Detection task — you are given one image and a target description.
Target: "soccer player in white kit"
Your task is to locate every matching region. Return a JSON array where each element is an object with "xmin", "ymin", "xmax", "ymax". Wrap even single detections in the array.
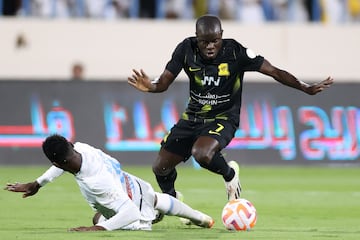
[{"xmin": 4, "ymin": 134, "xmax": 214, "ymax": 231}]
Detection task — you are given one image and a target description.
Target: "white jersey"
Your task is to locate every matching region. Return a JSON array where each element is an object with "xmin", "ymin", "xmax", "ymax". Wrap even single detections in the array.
[{"xmin": 36, "ymin": 142, "xmax": 155, "ymax": 230}]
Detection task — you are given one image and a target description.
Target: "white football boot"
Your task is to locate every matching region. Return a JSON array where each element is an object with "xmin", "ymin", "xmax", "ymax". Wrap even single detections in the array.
[
  {"xmin": 177, "ymin": 191, "xmax": 215, "ymax": 228},
  {"xmin": 188, "ymin": 211, "xmax": 215, "ymax": 228},
  {"xmin": 225, "ymin": 161, "xmax": 242, "ymax": 200}
]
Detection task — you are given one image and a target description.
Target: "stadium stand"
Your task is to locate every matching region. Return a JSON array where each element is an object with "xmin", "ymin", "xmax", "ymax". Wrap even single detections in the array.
[{"xmin": 0, "ymin": 0, "xmax": 359, "ymax": 23}]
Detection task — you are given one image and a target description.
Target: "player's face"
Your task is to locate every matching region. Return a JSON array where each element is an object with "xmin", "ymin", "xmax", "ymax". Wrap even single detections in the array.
[
  {"xmin": 51, "ymin": 143, "xmax": 79, "ymax": 173},
  {"xmin": 196, "ymin": 31, "xmax": 223, "ymax": 60}
]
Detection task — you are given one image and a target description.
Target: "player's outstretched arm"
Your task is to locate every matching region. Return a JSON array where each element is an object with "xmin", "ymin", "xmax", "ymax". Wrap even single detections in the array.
[
  {"xmin": 128, "ymin": 69, "xmax": 175, "ymax": 93},
  {"xmin": 259, "ymin": 59, "xmax": 334, "ymax": 95},
  {"xmin": 4, "ymin": 181, "xmax": 41, "ymax": 198},
  {"xmin": 128, "ymin": 69, "xmax": 154, "ymax": 92},
  {"xmin": 302, "ymin": 77, "xmax": 334, "ymax": 95}
]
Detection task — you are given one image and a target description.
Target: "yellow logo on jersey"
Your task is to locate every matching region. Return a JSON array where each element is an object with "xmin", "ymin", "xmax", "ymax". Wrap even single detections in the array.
[
  {"xmin": 218, "ymin": 63, "xmax": 230, "ymax": 76},
  {"xmin": 189, "ymin": 67, "xmax": 201, "ymax": 72}
]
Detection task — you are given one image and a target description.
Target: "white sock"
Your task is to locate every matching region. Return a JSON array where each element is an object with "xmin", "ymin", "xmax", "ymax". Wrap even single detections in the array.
[{"xmin": 154, "ymin": 192, "xmax": 203, "ymax": 222}]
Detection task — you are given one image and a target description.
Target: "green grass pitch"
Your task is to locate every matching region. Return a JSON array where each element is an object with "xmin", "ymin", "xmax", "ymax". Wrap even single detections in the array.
[{"xmin": 1, "ymin": 165, "xmax": 359, "ymax": 240}]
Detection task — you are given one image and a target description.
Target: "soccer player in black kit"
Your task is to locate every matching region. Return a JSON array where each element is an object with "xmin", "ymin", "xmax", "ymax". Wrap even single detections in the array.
[{"xmin": 128, "ymin": 14, "xmax": 333, "ymax": 222}]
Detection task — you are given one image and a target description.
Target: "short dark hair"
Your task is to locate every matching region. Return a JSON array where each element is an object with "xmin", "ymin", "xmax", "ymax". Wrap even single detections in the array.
[
  {"xmin": 196, "ymin": 15, "xmax": 222, "ymax": 35},
  {"xmin": 42, "ymin": 134, "xmax": 71, "ymax": 164}
]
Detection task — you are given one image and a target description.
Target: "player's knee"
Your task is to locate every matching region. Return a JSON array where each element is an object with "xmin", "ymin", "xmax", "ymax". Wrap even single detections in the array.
[
  {"xmin": 191, "ymin": 147, "xmax": 213, "ymax": 165},
  {"xmin": 152, "ymin": 162, "xmax": 173, "ymax": 176}
]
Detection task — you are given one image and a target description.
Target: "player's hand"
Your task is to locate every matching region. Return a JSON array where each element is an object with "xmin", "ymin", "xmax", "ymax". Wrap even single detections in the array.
[
  {"xmin": 128, "ymin": 69, "xmax": 155, "ymax": 92},
  {"xmin": 68, "ymin": 225, "xmax": 106, "ymax": 231},
  {"xmin": 304, "ymin": 76, "xmax": 334, "ymax": 95},
  {"xmin": 4, "ymin": 181, "xmax": 41, "ymax": 198}
]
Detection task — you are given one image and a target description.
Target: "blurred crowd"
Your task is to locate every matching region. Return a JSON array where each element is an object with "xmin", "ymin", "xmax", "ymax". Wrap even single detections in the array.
[{"xmin": 1, "ymin": 0, "xmax": 360, "ymax": 23}]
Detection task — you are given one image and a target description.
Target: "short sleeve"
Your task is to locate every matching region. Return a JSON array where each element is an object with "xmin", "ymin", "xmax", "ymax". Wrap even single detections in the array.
[
  {"xmin": 240, "ymin": 47, "xmax": 264, "ymax": 71},
  {"xmin": 165, "ymin": 40, "xmax": 187, "ymax": 77}
]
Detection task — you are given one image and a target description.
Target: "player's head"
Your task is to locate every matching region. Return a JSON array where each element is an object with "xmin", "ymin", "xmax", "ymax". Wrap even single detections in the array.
[
  {"xmin": 195, "ymin": 15, "xmax": 223, "ymax": 60},
  {"xmin": 42, "ymin": 134, "xmax": 73, "ymax": 165}
]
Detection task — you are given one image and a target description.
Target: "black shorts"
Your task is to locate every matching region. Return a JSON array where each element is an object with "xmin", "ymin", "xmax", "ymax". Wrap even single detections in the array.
[{"xmin": 161, "ymin": 119, "xmax": 237, "ymax": 161}]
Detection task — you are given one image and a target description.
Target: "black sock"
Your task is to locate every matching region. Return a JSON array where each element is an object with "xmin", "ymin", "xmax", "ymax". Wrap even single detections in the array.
[
  {"xmin": 199, "ymin": 152, "xmax": 235, "ymax": 181},
  {"xmin": 155, "ymin": 168, "xmax": 177, "ymax": 197}
]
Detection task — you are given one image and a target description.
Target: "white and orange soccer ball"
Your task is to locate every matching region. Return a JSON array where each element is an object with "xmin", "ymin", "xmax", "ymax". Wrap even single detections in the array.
[{"xmin": 221, "ymin": 198, "xmax": 257, "ymax": 231}]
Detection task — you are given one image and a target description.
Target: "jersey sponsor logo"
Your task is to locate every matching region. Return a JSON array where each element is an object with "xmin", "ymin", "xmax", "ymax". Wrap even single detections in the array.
[
  {"xmin": 199, "ymin": 99, "xmax": 218, "ymax": 105},
  {"xmin": 218, "ymin": 63, "xmax": 230, "ymax": 76},
  {"xmin": 198, "ymin": 93, "xmax": 221, "ymax": 106},
  {"xmin": 189, "ymin": 67, "xmax": 201, "ymax": 72},
  {"xmin": 202, "ymin": 76, "xmax": 220, "ymax": 86}
]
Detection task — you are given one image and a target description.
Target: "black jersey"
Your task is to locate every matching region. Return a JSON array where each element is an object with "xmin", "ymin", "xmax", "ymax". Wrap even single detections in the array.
[{"xmin": 165, "ymin": 37, "xmax": 264, "ymax": 126}]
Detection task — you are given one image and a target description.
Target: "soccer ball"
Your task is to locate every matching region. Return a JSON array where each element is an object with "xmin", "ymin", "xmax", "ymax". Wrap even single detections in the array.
[{"xmin": 221, "ymin": 198, "xmax": 257, "ymax": 231}]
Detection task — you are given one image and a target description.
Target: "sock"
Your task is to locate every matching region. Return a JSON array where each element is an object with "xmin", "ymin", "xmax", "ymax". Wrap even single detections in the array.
[
  {"xmin": 155, "ymin": 168, "xmax": 177, "ymax": 197},
  {"xmin": 154, "ymin": 192, "xmax": 204, "ymax": 222},
  {"xmin": 199, "ymin": 152, "xmax": 234, "ymax": 182}
]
